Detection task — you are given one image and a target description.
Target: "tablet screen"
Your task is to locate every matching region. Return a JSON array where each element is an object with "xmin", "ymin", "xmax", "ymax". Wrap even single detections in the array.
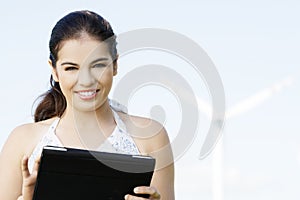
[{"xmin": 33, "ymin": 146, "xmax": 155, "ymax": 200}]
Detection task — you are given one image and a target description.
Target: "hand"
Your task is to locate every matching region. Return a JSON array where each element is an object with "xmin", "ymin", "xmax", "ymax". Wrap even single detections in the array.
[
  {"xmin": 18, "ymin": 156, "xmax": 40, "ymax": 200},
  {"xmin": 124, "ymin": 186, "xmax": 161, "ymax": 200}
]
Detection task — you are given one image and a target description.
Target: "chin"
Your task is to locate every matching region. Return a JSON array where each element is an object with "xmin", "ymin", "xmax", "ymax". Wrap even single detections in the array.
[{"xmin": 72, "ymin": 100, "xmax": 106, "ymax": 112}]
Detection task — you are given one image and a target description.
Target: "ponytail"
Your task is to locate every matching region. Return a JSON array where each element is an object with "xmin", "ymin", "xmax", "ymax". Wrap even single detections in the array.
[{"xmin": 34, "ymin": 76, "xmax": 66, "ymax": 122}]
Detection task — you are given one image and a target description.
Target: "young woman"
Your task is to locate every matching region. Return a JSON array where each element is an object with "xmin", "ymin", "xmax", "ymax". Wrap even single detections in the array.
[{"xmin": 0, "ymin": 10, "xmax": 175, "ymax": 200}]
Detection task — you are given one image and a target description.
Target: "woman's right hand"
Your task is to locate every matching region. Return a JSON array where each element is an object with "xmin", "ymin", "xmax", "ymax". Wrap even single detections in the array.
[{"xmin": 17, "ymin": 156, "xmax": 40, "ymax": 200}]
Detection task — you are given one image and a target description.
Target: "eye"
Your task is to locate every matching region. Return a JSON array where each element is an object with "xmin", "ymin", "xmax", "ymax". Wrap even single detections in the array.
[
  {"xmin": 93, "ymin": 63, "xmax": 107, "ymax": 68},
  {"xmin": 65, "ymin": 66, "xmax": 78, "ymax": 71}
]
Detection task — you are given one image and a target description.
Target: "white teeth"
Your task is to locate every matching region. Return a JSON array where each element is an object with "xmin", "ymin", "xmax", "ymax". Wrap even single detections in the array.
[{"xmin": 78, "ymin": 91, "xmax": 96, "ymax": 96}]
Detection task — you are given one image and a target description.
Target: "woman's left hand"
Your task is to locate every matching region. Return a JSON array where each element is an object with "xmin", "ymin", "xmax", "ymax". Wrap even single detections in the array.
[{"xmin": 124, "ymin": 186, "xmax": 161, "ymax": 200}]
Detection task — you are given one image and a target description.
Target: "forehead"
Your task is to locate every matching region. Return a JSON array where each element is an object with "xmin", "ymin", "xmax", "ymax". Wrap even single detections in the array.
[{"xmin": 57, "ymin": 38, "xmax": 111, "ymax": 64}]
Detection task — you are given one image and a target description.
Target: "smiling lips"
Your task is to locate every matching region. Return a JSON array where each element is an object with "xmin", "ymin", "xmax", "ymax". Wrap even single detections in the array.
[{"xmin": 75, "ymin": 89, "xmax": 99, "ymax": 100}]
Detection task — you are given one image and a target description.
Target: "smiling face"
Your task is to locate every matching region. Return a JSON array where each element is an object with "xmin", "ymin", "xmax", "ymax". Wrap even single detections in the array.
[{"xmin": 51, "ymin": 36, "xmax": 117, "ymax": 113}]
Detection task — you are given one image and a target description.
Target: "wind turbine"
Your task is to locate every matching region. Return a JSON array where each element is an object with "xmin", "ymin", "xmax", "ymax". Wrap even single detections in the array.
[{"xmin": 197, "ymin": 76, "xmax": 294, "ymax": 200}]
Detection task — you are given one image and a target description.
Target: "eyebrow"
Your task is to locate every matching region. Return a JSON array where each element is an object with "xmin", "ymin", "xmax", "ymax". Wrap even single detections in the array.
[
  {"xmin": 61, "ymin": 61, "xmax": 78, "ymax": 66},
  {"xmin": 90, "ymin": 58, "xmax": 109, "ymax": 65},
  {"xmin": 61, "ymin": 58, "xmax": 110, "ymax": 66}
]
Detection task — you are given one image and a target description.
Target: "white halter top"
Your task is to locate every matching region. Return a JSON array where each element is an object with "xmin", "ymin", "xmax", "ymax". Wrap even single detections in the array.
[{"xmin": 28, "ymin": 99, "xmax": 140, "ymax": 173}]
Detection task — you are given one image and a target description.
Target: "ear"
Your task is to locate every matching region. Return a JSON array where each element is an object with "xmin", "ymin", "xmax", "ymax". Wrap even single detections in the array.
[
  {"xmin": 113, "ymin": 54, "xmax": 119, "ymax": 76},
  {"xmin": 48, "ymin": 59, "xmax": 59, "ymax": 82}
]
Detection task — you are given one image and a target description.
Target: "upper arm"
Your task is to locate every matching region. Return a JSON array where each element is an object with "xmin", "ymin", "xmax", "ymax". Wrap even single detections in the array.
[
  {"xmin": 151, "ymin": 162, "xmax": 175, "ymax": 200},
  {"xmin": 0, "ymin": 126, "xmax": 29, "ymax": 199},
  {"xmin": 128, "ymin": 117, "xmax": 175, "ymax": 199},
  {"xmin": 148, "ymin": 124, "xmax": 175, "ymax": 200}
]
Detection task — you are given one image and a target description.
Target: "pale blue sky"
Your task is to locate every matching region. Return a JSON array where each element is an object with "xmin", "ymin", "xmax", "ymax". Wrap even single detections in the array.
[{"xmin": 0, "ymin": 0, "xmax": 299, "ymax": 199}]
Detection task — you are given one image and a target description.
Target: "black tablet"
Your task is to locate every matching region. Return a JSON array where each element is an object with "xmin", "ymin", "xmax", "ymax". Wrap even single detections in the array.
[{"xmin": 33, "ymin": 146, "xmax": 155, "ymax": 200}]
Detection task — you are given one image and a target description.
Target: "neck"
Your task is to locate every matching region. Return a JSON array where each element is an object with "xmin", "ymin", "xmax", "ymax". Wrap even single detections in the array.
[{"xmin": 59, "ymin": 99, "xmax": 116, "ymax": 147}]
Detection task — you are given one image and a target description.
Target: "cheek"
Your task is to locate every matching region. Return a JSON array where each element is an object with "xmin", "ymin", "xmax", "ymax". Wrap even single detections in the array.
[
  {"xmin": 58, "ymin": 73, "xmax": 78, "ymax": 92},
  {"xmin": 94, "ymin": 67, "xmax": 113, "ymax": 84}
]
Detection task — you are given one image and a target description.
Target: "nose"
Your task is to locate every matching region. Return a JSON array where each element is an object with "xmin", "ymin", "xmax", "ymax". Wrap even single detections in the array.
[{"xmin": 78, "ymin": 68, "xmax": 94, "ymax": 87}]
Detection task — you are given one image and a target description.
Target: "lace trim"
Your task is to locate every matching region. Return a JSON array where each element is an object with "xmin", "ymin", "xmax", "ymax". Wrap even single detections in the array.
[{"xmin": 28, "ymin": 99, "xmax": 140, "ymax": 173}]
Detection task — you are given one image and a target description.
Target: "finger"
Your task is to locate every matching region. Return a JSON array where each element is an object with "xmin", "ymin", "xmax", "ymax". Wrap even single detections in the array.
[
  {"xmin": 21, "ymin": 155, "xmax": 30, "ymax": 179},
  {"xmin": 134, "ymin": 187, "xmax": 160, "ymax": 199},
  {"xmin": 17, "ymin": 195, "xmax": 23, "ymax": 200},
  {"xmin": 124, "ymin": 194, "xmax": 148, "ymax": 200},
  {"xmin": 134, "ymin": 186, "xmax": 155, "ymax": 195},
  {"xmin": 32, "ymin": 156, "xmax": 41, "ymax": 173}
]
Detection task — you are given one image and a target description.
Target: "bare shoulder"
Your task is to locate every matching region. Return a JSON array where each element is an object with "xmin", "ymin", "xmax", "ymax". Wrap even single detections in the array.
[
  {"xmin": 1, "ymin": 118, "xmax": 57, "ymax": 156},
  {"xmin": 117, "ymin": 112, "xmax": 171, "ymax": 155}
]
